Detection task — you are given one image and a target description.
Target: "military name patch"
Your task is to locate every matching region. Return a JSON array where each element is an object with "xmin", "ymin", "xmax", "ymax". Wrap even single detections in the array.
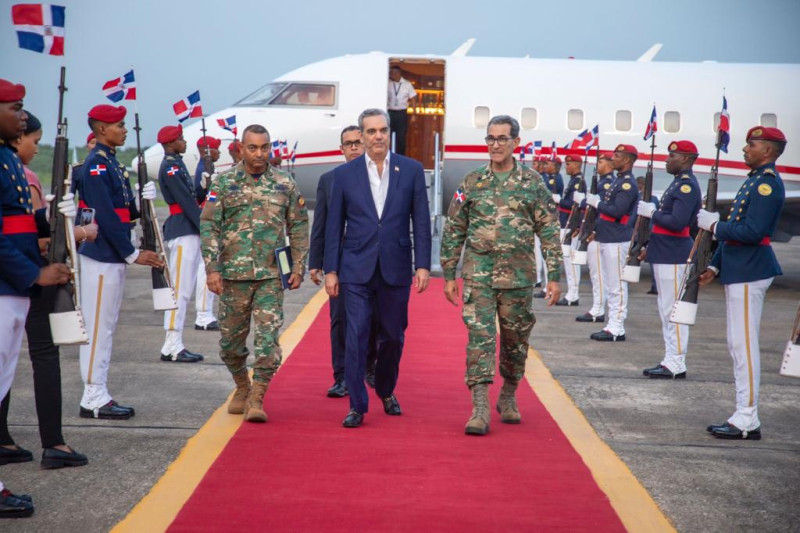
[
  {"xmin": 758, "ymin": 183, "xmax": 773, "ymax": 196},
  {"xmin": 622, "ymin": 182, "xmax": 631, "ymax": 190},
  {"xmin": 680, "ymin": 184, "xmax": 692, "ymax": 193}
]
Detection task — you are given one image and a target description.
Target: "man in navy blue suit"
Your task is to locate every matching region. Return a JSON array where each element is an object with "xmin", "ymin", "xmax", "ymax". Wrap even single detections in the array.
[{"xmin": 324, "ymin": 109, "xmax": 432, "ymax": 428}]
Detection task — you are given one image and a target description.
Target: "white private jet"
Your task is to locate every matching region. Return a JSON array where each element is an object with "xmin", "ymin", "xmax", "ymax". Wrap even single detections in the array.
[{"xmin": 141, "ymin": 39, "xmax": 800, "ymax": 240}]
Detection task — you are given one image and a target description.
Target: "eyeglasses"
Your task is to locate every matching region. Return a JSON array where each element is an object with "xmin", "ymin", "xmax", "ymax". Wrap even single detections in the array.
[
  {"xmin": 342, "ymin": 141, "xmax": 363, "ymax": 148},
  {"xmin": 485, "ymin": 136, "xmax": 513, "ymax": 146}
]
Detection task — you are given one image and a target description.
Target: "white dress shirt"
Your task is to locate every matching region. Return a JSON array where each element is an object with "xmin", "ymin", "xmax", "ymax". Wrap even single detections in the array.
[
  {"xmin": 366, "ymin": 153, "xmax": 390, "ymax": 218},
  {"xmin": 387, "ymin": 78, "xmax": 417, "ymax": 110}
]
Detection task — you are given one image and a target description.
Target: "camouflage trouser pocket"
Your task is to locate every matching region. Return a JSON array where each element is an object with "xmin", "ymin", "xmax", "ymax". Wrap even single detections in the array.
[{"xmin": 462, "ymin": 282, "xmax": 472, "ymax": 305}]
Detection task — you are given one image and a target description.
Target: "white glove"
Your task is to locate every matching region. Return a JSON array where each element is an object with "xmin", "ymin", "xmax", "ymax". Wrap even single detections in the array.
[
  {"xmin": 552, "ymin": 194, "xmax": 562, "ymax": 204},
  {"xmin": 697, "ymin": 209, "xmax": 720, "ymax": 233},
  {"xmin": 57, "ymin": 192, "xmax": 77, "ymax": 218},
  {"xmin": 200, "ymin": 172, "xmax": 210, "ymax": 189},
  {"xmin": 637, "ymin": 201, "xmax": 656, "ymax": 219},
  {"xmin": 141, "ymin": 180, "xmax": 157, "ymax": 201},
  {"xmin": 573, "ymin": 191, "xmax": 585, "ymax": 204},
  {"xmin": 585, "ymin": 193, "xmax": 600, "ymax": 208}
]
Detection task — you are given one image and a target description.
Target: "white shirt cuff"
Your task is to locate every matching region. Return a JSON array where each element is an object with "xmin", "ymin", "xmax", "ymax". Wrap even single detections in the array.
[{"xmin": 125, "ymin": 249, "xmax": 140, "ymax": 265}]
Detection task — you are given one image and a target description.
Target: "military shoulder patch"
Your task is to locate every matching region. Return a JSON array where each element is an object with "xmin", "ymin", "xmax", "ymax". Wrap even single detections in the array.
[
  {"xmin": 603, "ymin": 183, "xmax": 611, "ymax": 190},
  {"xmin": 680, "ymin": 184, "xmax": 692, "ymax": 193},
  {"xmin": 621, "ymin": 182, "xmax": 632, "ymax": 190},
  {"xmin": 453, "ymin": 188, "xmax": 465, "ymax": 203},
  {"xmin": 548, "ymin": 179, "xmax": 555, "ymax": 185},
  {"xmin": 758, "ymin": 183, "xmax": 773, "ymax": 196}
]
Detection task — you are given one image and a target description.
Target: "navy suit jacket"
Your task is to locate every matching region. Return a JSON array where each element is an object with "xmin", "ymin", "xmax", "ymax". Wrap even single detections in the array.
[
  {"xmin": 323, "ymin": 153, "xmax": 431, "ymax": 287},
  {"xmin": 308, "ymin": 169, "xmax": 334, "ymax": 271}
]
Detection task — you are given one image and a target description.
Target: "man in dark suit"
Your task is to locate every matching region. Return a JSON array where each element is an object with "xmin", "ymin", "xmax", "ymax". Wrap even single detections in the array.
[{"xmin": 324, "ymin": 109, "xmax": 432, "ymax": 428}]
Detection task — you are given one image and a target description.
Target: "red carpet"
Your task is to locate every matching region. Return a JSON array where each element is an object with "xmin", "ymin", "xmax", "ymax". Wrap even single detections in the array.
[{"xmin": 169, "ymin": 279, "xmax": 625, "ymax": 532}]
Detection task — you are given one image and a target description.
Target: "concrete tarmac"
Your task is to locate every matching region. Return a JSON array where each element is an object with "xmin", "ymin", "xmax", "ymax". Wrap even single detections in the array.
[{"xmin": 2, "ymin": 212, "xmax": 798, "ymax": 531}]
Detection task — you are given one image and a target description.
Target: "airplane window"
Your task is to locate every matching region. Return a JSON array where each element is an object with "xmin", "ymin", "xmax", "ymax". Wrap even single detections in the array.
[
  {"xmin": 521, "ymin": 108, "xmax": 538, "ymax": 129},
  {"xmin": 474, "ymin": 106, "xmax": 490, "ymax": 128},
  {"xmin": 760, "ymin": 113, "xmax": 778, "ymax": 127},
  {"xmin": 269, "ymin": 83, "xmax": 336, "ymax": 107},
  {"xmin": 615, "ymin": 110, "xmax": 632, "ymax": 132},
  {"xmin": 568, "ymin": 109, "xmax": 584, "ymax": 131},
  {"xmin": 664, "ymin": 111, "xmax": 681, "ymax": 133},
  {"xmin": 234, "ymin": 83, "xmax": 288, "ymax": 106}
]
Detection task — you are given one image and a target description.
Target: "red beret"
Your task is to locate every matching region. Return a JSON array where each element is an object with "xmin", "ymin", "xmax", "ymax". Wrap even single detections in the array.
[
  {"xmin": 598, "ymin": 150, "xmax": 614, "ymax": 161},
  {"xmin": 614, "ymin": 144, "xmax": 639, "ymax": 156},
  {"xmin": 668, "ymin": 140, "xmax": 698, "ymax": 155},
  {"xmin": 197, "ymin": 136, "xmax": 221, "ymax": 149},
  {"xmin": 0, "ymin": 79, "xmax": 26, "ymax": 103},
  {"xmin": 86, "ymin": 132, "xmax": 95, "ymax": 143},
  {"xmin": 157, "ymin": 124, "xmax": 183, "ymax": 144},
  {"xmin": 228, "ymin": 140, "xmax": 241, "ymax": 152},
  {"xmin": 746, "ymin": 126, "xmax": 787, "ymax": 144},
  {"xmin": 565, "ymin": 154, "xmax": 583, "ymax": 163},
  {"xmin": 550, "ymin": 155, "xmax": 562, "ymax": 164},
  {"xmin": 88, "ymin": 104, "xmax": 126, "ymax": 123}
]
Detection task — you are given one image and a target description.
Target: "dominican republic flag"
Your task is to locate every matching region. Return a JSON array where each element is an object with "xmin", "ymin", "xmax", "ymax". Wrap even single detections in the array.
[
  {"xmin": 271, "ymin": 140, "xmax": 282, "ymax": 158},
  {"xmin": 206, "ymin": 190, "xmax": 217, "ymax": 203},
  {"xmin": 644, "ymin": 105, "xmax": 658, "ymax": 141},
  {"xmin": 289, "ymin": 141, "xmax": 298, "ymax": 163},
  {"xmin": 533, "ymin": 140, "xmax": 542, "ymax": 156},
  {"xmin": 717, "ymin": 96, "xmax": 730, "ymax": 153},
  {"xmin": 453, "ymin": 188, "xmax": 465, "ymax": 203},
  {"xmin": 166, "ymin": 165, "xmax": 180, "ymax": 176},
  {"xmin": 585, "ymin": 125, "xmax": 599, "ymax": 151},
  {"xmin": 520, "ymin": 141, "xmax": 534, "ymax": 161},
  {"xmin": 549, "ymin": 141, "xmax": 558, "ymax": 160},
  {"xmin": 173, "ymin": 91, "xmax": 203, "ymax": 123},
  {"xmin": 281, "ymin": 140, "xmax": 289, "ymax": 158},
  {"xmin": 12, "ymin": 4, "xmax": 65, "ymax": 55},
  {"xmin": 89, "ymin": 164, "xmax": 107, "ymax": 176},
  {"xmin": 216, "ymin": 115, "xmax": 237, "ymax": 135},
  {"xmin": 102, "ymin": 69, "xmax": 136, "ymax": 102}
]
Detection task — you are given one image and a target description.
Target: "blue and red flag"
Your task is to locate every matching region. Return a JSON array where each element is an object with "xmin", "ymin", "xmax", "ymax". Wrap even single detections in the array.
[
  {"xmin": 102, "ymin": 69, "xmax": 136, "ymax": 102},
  {"xmin": 281, "ymin": 140, "xmax": 289, "ymax": 158},
  {"xmin": 271, "ymin": 140, "xmax": 282, "ymax": 159},
  {"xmin": 520, "ymin": 141, "xmax": 534, "ymax": 161},
  {"xmin": 584, "ymin": 125, "xmax": 599, "ymax": 152},
  {"xmin": 533, "ymin": 140, "xmax": 542, "ymax": 156},
  {"xmin": 173, "ymin": 91, "xmax": 203, "ymax": 123},
  {"xmin": 717, "ymin": 96, "xmax": 730, "ymax": 153},
  {"xmin": 644, "ymin": 105, "xmax": 658, "ymax": 141},
  {"xmin": 12, "ymin": 3, "xmax": 65, "ymax": 55},
  {"xmin": 216, "ymin": 115, "xmax": 237, "ymax": 136},
  {"xmin": 289, "ymin": 141, "xmax": 298, "ymax": 163}
]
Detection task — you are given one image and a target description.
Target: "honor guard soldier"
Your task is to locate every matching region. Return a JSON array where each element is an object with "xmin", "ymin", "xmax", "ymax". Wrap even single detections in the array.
[
  {"xmin": 201, "ymin": 124, "xmax": 308, "ymax": 423},
  {"xmin": 441, "ymin": 115, "xmax": 562, "ymax": 436},
  {"xmin": 194, "ymin": 136, "xmax": 221, "ymax": 331},
  {"xmin": 576, "ymin": 151, "xmax": 615, "ymax": 323},
  {"xmin": 0, "ymin": 78, "xmax": 73, "ymax": 518},
  {"xmin": 157, "ymin": 125, "xmax": 203, "ymax": 362},
  {"xmin": 534, "ymin": 156, "xmax": 563, "ymax": 298},
  {"xmin": 637, "ymin": 141, "xmax": 701, "ymax": 379},
  {"xmin": 77, "ymin": 104, "xmax": 164, "ymax": 420},
  {"xmin": 698, "ymin": 126, "xmax": 787, "ymax": 440},
  {"xmin": 585, "ymin": 144, "xmax": 639, "ymax": 341},
  {"xmin": 556, "ymin": 154, "xmax": 585, "ymax": 306}
]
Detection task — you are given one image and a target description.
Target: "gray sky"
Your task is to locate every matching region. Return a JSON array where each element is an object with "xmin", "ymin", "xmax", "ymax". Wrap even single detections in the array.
[{"xmin": 5, "ymin": 0, "xmax": 800, "ymax": 146}]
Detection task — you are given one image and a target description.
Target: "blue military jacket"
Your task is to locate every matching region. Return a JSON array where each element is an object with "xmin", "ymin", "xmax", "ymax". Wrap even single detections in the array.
[
  {"xmin": 543, "ymin": 172, "xmax": 564, "ymax": 196},
  {"xmin": 648, "ymin": 171, "xmax": 701, "ymax": 264},
  {"xmin": 77, "ymin": 143, "xmax": 139, "ymax": 263},
  {"xmin": 711, "ymin": 163, "xmax": 784, "ymax": 284},
  {"xmin": 596, "ymin": 170, "xmax": 638, "ymax": 243},
  {"xmin": 0, "ymin": 141, "xmax": 47, "ymax": 296},
  {"xmin": 558, "ymin": 173, "xmax": 584, "ymax": 227},
  {"xmin": 159, "ymin": 154, "xmax": 201, "ymax": 240}
]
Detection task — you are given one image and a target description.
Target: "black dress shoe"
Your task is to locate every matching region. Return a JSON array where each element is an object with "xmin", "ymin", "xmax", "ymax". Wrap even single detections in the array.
[
  {"xmin": 532, "ymin": 291, "xmax": 547, "ymax": 299},
  {"xmin": 327, "ymin": 380, "xmax": 348, "ymax": 398},
  {"xmin": 534, "ymin": 281, "xmax": 542, "ymax": 288},
  {"xmin": 590, "ymin": 330, "xmax": 625, "ymax": 342},
  {"xmin": 381, "ymin": 395, "xmax": 402, "ymax": 416},
  {"xmin": 576, "ymin": 312, "xmax": 604, "ymax": 323},
  {"xmin": 711, "ymin": 423, "xmax": 761, "ymax": 440},
  {"xmin": 110, "ymin": 400, "xmax": 135, "ymax": 417},
  {"xmin": 0, "ymin": 445, "xmax": 33, "ymax": 465},
  {"xmin": 0, "ymin": 489, "xmax": 34, "ymax": 518},
  {"xmin": 706, "ymin": 422, "xmax": 729, "ymax": 433},
  {"xmin": 555, "ymin": 298, "xmax": 579, "ymax": 306},
  {"xmin": 644, "ymin": 365, "xmax": 686, "ymax": 379},
  {"xmin": 342, "ymin": 411, "xmax": 363, "ymax": 428},
  {"xmin": 80, "ymin": 401, "xmax": 132, "ymax": 420},
  {"xmin": 194, "ymin": 321, "xmax": 220, "ymax": 331},
  {"xmin": 161, "ymin": 348, "xmax": 203, "ymax": 363},
  {"xmin": 365, "ymin": 372, "xmax": 376, "ymax": 389},
  {"xmin": 41, "ymin": 447, "xmax": 88, "ymax": 469}
]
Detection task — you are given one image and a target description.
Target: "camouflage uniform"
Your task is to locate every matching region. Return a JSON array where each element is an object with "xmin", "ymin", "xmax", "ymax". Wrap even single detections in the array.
[
  {"xmin": 200, "ymin": 162, "xmax": 308, "ymax": 384},
  {"xmin": 441, "ymin": 160, "xmax": 562, "ymax": 386}
]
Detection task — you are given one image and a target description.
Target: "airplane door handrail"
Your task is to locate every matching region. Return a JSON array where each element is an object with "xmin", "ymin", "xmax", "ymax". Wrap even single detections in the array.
[{"xmin": 430, "ymin": 132, "xmax": 443, "ymax": 273}]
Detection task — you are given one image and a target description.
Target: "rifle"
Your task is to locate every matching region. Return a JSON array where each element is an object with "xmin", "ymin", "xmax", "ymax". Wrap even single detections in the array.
[
  {"xmin": 134, "ymin": 112, "xmax": 178, "ymax": 311},
  {"xmin": 781, "ymin": 303, "xmax": 800, "ymax": 378},
  {"xmin": 573, "ymin": 146, "xmax": 600, "ymax": 266},
  {"xmin": 200, "ymin": 116, "xmax": 214, "ymax": 178},
  {"xmin": 560, "ymin": 167, "xmax": 587, "ymax": 256},
  {"xmin": 669, "ymin": 134, "xmax": 720, "ymax": 326},
  {"xmin": 47, "ymin": 66, "xmax": 89, "ymax": 345},
  {"xmin": 621, "ymin": 133, "xmax": 655, "ymax": 283}
]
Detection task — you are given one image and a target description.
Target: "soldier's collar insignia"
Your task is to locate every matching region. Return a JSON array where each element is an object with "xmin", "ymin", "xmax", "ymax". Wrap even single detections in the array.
[{"xmin": 763, "ymin": 168, "xmax": 775, "ymax": 176}]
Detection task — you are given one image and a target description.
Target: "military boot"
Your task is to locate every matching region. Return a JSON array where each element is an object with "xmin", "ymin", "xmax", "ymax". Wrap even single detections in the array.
[
  {"xmin": 244, "ymin": 382, "xmax": 269, "ymax": 423},
  {"xmin": 228, "ymin": 373, "xmax": 252, "ymax": 415},
  {"xmin": 465, "ymin": 383, "xmax": 490, "ymax": 436},
  {"xmin": 496, "ymin": 380, "xmax": 521, "ymax": 424}
]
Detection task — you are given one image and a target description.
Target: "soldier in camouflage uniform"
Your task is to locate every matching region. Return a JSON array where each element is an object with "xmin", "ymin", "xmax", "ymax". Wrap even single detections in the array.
[
  {"xmin": 200, "ymin": 124, "xmax": 308, "ymax": 423},
  {"xmin": 441, "ymin": 115, "xmax": 562, "ymax": 436}
]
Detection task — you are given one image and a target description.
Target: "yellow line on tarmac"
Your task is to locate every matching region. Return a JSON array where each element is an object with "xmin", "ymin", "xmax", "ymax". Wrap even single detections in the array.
[
  {"xmin": 112, "ymin": 287, "xmax": 330, "ymax": 533},
  {"xmin": 524, "ymin": 348, "xmax": 676, "ymax": 533}
]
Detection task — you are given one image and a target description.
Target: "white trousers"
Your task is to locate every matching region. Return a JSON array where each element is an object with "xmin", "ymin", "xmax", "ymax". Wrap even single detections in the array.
[
  {"xmin": 587, "ymin": 240, "xmax": 606, "ymax": 318},
  {"xmin": 195, "ymin": 260, "xmax": 217, "ymax": 326},
  {"xmin": 0, "ymin": 296, "xmax": 29, "ymax": 493},
  {"xmin": 162, "ymin": 235, "xmax": 201, "ymax": 355},
  {"xmin": 560, "ymin": 229, "xmax": 581, "ymax": 303},
  {"xmin": 79, "ymin": 256, "xmax": 126, "ymax": 409},
  {"xmin": 599, "ymin": 241, "xmax": 628, "ymax": 336},
  {"xmin": 534, "ymin": 235, "xmax": 547, "ymax": 286},
  {"xmin": 654, "ymin": 263, "xmax": 690, "ymax": 373},
  {"xmin": 725, "ymin": 278, "xmax": 773, "ymax": 431}
]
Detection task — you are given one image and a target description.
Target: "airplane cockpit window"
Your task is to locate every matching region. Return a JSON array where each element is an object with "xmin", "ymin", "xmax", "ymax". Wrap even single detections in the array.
[
  {"xmin": 235, "ymin": 83, "xmax": 288, "ymax": 106},
  {"xmin": 268, "ymin": 83, "xmax": 336, "ymax": 107}
]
